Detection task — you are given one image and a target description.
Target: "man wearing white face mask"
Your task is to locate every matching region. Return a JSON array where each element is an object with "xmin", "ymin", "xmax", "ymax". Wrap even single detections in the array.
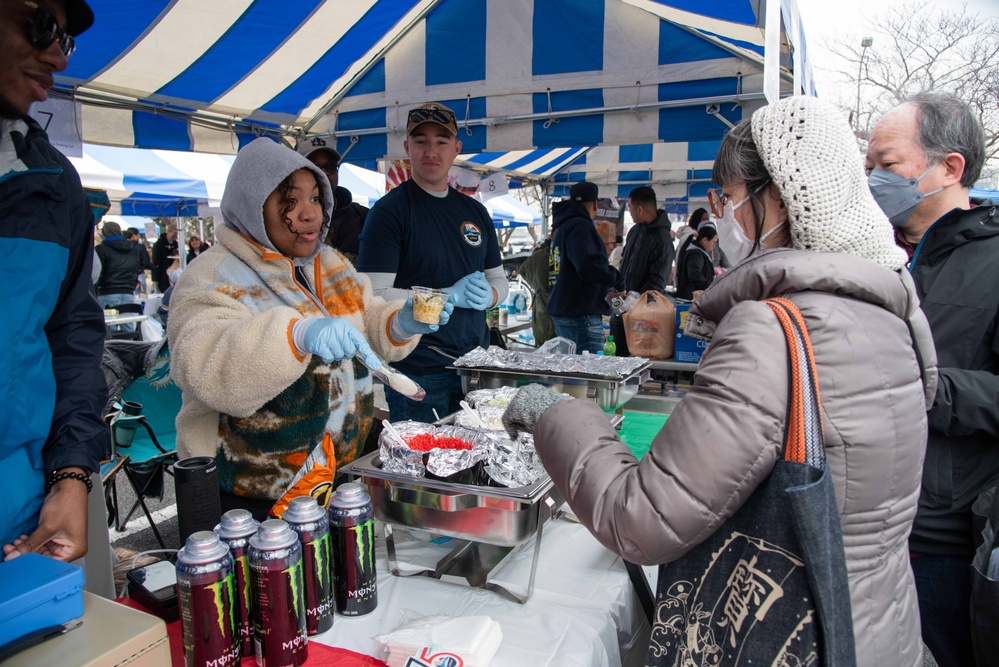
[{"xmin": 867, "ymin": 92, "xmax": 999, "ymax": 667}]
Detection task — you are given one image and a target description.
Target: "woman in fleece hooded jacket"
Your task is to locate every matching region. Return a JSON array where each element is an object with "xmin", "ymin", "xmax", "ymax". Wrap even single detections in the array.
[{"xmin": 168, "ymin": 138, "xmax": 450, "ymax": 517}]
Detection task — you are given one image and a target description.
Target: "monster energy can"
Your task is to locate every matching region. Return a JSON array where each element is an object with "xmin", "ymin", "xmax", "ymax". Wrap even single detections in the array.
[
  {"xmin": 176, "ymin": 531, "xmax": 240, "ymax": 667},
  {"xmin": 248, "ymin": 519, "xmax": 308, "ymax": 666},
  {"xmin": 283, "ymin": 496, "xmax": 334, "ymax": 635},
  {"xmin": 214, "ymin": 509, "xmax": 259, "ymax": 656},
  {"xmin": 328, "ymin": 483, "xmax": 377, "ymax": 616}
]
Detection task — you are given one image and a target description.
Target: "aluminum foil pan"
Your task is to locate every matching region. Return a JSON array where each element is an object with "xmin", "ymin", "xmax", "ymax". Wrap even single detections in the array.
[
  {"xmin": 453, "ymin": 346, "xmax": 648, "ymax": 379},
  {"xmin": 465, "ymin": 385, "xmax": 520, "ymax": 408}
]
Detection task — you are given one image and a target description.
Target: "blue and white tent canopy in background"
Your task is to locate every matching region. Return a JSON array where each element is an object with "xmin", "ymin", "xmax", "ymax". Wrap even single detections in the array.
[
  {"xmin": 56, "ymin": 1, "xmax": 811, "ymax": 170},
  {"xmin": 70, "ymin": 144, "xmax": 385, "ymax": 217},
  {"xmin": 482, "ymin": 194, "xmax": 543, "ymax": 229}
]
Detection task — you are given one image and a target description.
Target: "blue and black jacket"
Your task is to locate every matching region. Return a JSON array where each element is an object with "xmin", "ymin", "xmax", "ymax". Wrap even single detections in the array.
[{"xmin": 0, "ymin": 116, "xmax": 109, "ymax": 545}]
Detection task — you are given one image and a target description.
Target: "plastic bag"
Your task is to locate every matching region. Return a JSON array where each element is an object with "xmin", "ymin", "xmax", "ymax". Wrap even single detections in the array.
[
  {"xmin": 607, "ymin": 290, "xmax": 640, "ymax": 316},
  {"xmin": 536, "ymin": 336, "xmax": 576, "ymax": 355},
  {"xmin": 623, "ymin": 291, "xmax": 676, "ymax": 359}
]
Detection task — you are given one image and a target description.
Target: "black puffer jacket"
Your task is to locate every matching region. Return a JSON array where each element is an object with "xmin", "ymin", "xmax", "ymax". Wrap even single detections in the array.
[
  {"xmin": 96, "ymin": 237, "xmax": 138, "ymax": 295},
  {"xmin": 907, "ymin": 203, "xmax": 999, "ymax": 557},
  {"xmin": 620, "ymin": 210, "xmax": 674, "ymax": 293}
]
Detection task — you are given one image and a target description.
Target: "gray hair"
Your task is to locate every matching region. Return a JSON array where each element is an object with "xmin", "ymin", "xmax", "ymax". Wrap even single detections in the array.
[
  {"xmin": 711, "ymin": 118, "xmax": 773, "ymax": 253},
  {"xmin": 906, "ymin": 92, "xmax": 985, "ymax": 187}
]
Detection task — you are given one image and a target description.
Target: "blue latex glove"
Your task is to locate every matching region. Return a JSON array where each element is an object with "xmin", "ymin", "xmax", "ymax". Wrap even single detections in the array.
[
  {"xmin": 445, "ymin": 271, "xmax": 492, "ymax": 310},
  {"xmin": 300, "ymin": 317, "xmax": 380, "ymax": 369},
  {"xmin": 397, "ymin": 296, "xmax": 454, "ymax": 336}
]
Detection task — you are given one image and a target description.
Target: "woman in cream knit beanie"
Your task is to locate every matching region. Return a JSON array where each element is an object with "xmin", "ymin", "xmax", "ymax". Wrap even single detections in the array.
[
  {"xmin": 501, "ymin": 94, "xmax": 937, "ymax": 666},
  {"xmin": 713, "ymin": 95, "xmax": 908, "ymax": 271}
]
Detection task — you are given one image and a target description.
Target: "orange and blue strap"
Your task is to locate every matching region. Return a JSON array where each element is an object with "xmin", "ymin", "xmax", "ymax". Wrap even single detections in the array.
[{"xmin": 764, "ymin": 297, "xmax": 825, "ymax": 469}]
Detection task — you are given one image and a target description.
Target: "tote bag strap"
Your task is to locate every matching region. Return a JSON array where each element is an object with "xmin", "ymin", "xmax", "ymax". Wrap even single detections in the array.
[{"xmin": 763, "ymin": 297, "xmax": 826, "ymax": 469}]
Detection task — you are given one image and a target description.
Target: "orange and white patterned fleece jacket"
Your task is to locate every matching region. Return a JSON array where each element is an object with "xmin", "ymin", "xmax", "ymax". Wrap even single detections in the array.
[{"xmin": 168, "ymin": 224, "xmax": 417, "ymax": 502}]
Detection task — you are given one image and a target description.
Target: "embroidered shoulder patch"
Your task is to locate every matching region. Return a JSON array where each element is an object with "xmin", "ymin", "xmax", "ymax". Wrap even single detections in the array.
[{"xmin": 460, "ymin": 222, "xmax": 483, "ymax": 248}]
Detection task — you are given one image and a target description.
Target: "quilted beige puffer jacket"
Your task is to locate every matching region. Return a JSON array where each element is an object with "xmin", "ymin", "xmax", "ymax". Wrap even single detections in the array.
[{"xmin": 534, "ymin": 249, "xmax": 937, "ymax": 667}]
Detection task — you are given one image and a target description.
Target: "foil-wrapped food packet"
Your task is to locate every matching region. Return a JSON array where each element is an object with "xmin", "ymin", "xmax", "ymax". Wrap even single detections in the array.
[
  {"xmin": 378, "ymin": 420, "xmax": 545, "ymax": 488},
  {"xmin": 454, "ymin": 346, "xmax": 648, "ymax": 379}
]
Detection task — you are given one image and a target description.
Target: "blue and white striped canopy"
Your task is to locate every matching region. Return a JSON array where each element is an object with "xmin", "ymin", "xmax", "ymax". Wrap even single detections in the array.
[{"xmin": 58, "ymin": 0, "xmax": 810, "ymax": 158}]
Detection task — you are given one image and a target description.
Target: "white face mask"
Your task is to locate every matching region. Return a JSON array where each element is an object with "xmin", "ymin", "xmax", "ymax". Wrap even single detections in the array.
[{"xmin": 716, "ymin": 195, "xmax": 779, "ymax": 265}]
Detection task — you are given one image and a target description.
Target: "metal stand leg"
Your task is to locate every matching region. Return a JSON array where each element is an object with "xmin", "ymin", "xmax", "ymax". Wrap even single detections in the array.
[{"xmin": 120, "ymin": 465, "xmax": 166, "ymax": 549}]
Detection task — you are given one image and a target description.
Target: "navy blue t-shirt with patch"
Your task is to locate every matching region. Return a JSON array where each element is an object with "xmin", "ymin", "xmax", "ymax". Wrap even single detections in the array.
[{"xmin": 358, "ymin": 180, "xmax": 501, "ymax": 375}]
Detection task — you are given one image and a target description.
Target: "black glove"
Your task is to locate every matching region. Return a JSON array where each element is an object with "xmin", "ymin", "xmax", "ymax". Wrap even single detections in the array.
[{"xmin": 502, "ymin": 384, "xmax": 572, "ymax": 439}]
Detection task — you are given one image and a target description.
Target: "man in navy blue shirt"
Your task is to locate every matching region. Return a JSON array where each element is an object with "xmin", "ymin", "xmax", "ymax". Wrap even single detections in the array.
[
  {"xmin": 358, "ymin": 103, "xmax": 508, "ymax": 422},
  {"xmin": 547, "ymin": 182, "xmax": 624, "ymax": 353}
]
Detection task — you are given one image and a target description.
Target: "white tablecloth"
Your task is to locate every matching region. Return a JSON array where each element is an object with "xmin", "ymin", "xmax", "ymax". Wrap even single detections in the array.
[{"xmin": 313, "ymin": 519, "xmax": 651, "ymax": 666}]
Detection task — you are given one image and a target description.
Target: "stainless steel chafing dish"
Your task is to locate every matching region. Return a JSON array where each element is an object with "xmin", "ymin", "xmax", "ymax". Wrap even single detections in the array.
[
  {"xmin": 452, "ymin": 361, "xmax": 653, "ymax": 412},
  {"xmin": 341, "ymin": 450, "xmax": 564, "ymax": 603}
]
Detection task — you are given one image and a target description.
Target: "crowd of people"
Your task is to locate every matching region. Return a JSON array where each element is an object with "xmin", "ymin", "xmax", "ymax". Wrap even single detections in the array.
[{"xmin": 1, "ymin": 1, "xmax": 996, "ymax": 665}]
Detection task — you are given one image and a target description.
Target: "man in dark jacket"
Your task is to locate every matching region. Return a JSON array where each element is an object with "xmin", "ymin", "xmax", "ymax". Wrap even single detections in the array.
[
  {"xmin": 547, "ymin": 182, "xmax": 624, "ymax": 353},
  {"xmin": 609, "ymin": 186, "xmax": 676, "ymax": 356},
  {"xmin": 1, "ymin": 0, "xmax": 109, "ymax": 562},
  {"xmin": 151, "ymin": 224, "xmax": 178, "ymax": 292},
  {"xmin": 298, "ymin": 138, "xmax": 368, "ymax": 266},
  {"xmin": 126, "ymin": 226, "xmax": 153, "ymax": 293},
  {"xmin": 96, "ymin": 221, "xmax": 140, "ymax": 331},
  {"xmin": 867, "ymin": 92, "xmax": 999, "ymax": 667}
]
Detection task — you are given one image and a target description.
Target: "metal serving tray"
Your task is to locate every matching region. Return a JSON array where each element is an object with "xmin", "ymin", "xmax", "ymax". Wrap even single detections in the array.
[
  {"xmin": 340, "ymin": 451, "xmax": 559, "ymax": 548},
  {"xmin": 341, "ymin": 451, "xmax": 564, "ymax": 602},
  {"xmin": 453, "ymin": 362, "xmax": 652, "ymax": 412}
]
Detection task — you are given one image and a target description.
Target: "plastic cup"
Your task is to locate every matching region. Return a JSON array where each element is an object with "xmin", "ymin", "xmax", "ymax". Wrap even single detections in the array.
[{"xmin": 412, "ymin": 286, "xmax": 448, "ymax": 324}]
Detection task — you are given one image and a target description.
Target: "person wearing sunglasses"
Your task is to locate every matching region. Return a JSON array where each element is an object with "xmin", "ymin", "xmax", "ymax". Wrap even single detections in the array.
[
  {"xmin": 358, "ymin": 102, "xmax": 508, "ymax": 424},
  {"xmin": 1, "ymin": 0, "xmax": 109, "ymax": 563},
  {"xmin": 298, "ymin": 137, "xmax": 369, "ymax": 266},
  {"xmin": 501, "ymin": 97, "xmax": 936, "ymax": 666}
]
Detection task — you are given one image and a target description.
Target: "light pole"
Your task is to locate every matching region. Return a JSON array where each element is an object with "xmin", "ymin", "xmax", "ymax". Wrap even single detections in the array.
[{"xmin": 855, "ymin": 37, "xmax": 874, "ymax": 134}]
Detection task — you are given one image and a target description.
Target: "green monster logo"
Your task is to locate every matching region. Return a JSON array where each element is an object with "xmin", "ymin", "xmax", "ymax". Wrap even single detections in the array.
[
  {"xmin": 284, "ymin": 556, "xmax": 305, "ymax": 616},
  {"xmin": 349, "ymin": 520, "xmax": 376, "ymax": 573},
  {"xmin": 312, "ymin": 532, "xmax": 331, "ymax": 589},
  {"xmin": 206, "ymin": 573, "xmax": 237, "ymax": 636},
  {"xmin": 238, "ymin": 556, "xmax": 251, "ymax": 614}
]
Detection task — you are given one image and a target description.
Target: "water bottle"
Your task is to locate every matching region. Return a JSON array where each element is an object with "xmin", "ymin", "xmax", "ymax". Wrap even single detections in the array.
[{"xmin": 603, "ymin": 335, "xmax": 616, "ymax": 356}]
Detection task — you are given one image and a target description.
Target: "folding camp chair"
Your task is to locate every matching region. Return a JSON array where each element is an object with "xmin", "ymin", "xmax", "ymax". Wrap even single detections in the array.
[{"xmin": 102, "ymin": 339, "xmax": 182, "ymax": 548}]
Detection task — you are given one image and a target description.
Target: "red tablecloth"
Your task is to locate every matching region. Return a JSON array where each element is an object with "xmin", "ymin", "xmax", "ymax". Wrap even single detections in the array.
[{"xmin": 115, "ymin": 597, "xmax": 387, "ymax": 667}]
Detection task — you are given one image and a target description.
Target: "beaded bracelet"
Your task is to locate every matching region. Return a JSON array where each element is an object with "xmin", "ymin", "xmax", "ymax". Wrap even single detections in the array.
[{"xmin": 45, "ymin": 470, "xmax": 93, "ymax": 494}]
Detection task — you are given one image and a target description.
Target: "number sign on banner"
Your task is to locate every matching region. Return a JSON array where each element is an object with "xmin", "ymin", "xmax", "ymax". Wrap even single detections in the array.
[{"xmin": 29, "ymin": 97, "xmax": 83, "ymax": 158}]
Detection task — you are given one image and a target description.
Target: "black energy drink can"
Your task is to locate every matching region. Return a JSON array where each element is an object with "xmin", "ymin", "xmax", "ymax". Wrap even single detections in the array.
[
  {"xmin": 283, "ymin": 496, "xmax": 334, "ymax": 636},
  {"xmin": 248, "ymin": 519, "xmax": 308, "ymax": 666},
  {"xmin": 214, "ymin": 509, "xmax": 259, "ymax": 656},
  {"xmin": 176, "ymin": 531, "xmax": 240, "ymax": 667},
  {"xmin": 328, "ymin": 483, "xmax": 377, "ymax": 616}
]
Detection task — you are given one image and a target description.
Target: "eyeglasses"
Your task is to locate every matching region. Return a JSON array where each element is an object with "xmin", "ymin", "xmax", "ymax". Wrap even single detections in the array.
[
  {"xmin": 19, "ymin": 1, "xmax": 76, "ymax": 58},
  {"xmin": 707, "ymin": 189, "xmax": 728, "ymax": 218},
  {"xmin": 407, "ymin": 107, "xmax": 456, "ymax": 127}
]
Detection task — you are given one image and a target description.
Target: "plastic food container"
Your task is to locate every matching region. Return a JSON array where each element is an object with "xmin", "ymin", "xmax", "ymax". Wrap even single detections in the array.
[{"xmin": 411, "ymin": 287, "xmax": 448, "ymax": 324}]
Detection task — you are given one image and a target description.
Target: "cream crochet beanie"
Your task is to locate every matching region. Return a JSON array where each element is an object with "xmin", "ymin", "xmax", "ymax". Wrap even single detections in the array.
[{"xmin": 750, "ymin": 96, "xmax": 908, "ymax": 271}]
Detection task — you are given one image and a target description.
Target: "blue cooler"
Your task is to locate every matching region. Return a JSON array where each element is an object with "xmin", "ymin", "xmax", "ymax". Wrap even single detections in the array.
[{"xmin": 0, "ymin": 554, "xmax": 85, "ymax": 650}]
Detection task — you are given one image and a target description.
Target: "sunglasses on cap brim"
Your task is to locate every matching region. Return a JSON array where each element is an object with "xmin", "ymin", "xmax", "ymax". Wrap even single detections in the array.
[
  {"xmin": 408, "ymin": 107, "xmax": 455, "ymax": 127},
  {"xmin": 20, "ymin": 1, "xmax": 76, "ymax": 58}
]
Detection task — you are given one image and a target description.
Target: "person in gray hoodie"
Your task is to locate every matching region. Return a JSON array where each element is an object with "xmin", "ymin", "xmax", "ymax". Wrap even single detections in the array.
[{"xmin": 167, "ymin": 138, "xmax": 452, "ymax": 519}]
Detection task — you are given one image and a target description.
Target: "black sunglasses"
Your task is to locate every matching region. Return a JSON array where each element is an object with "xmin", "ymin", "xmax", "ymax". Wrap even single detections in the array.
[
  {"xmin": 408, "ymin": 107, "xmax": 455, "ymax": 126},
  {"xmin": 313, "ymin": 160, "xmax": 338, "ymax": 175},
  {"xmin": 20, "ymin": 1, "xmax": 76, "ymax": 58}
]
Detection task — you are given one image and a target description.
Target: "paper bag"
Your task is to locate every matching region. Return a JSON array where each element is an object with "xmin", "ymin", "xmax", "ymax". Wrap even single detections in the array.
[{"xmin": 623, "ymin": 291, "xmax": 675, "ymax": 359}]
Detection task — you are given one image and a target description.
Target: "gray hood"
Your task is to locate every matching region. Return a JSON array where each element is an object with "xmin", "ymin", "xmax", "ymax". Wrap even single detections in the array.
[{"xmin": 221, "ymin": 137, "xmax": 333, "ymax": 266}]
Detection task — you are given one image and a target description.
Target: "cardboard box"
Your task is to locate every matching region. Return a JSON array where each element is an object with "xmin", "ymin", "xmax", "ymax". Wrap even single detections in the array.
[{"xmin": 674, "ymin": 302, "xmax": 707, "ymax": 364}]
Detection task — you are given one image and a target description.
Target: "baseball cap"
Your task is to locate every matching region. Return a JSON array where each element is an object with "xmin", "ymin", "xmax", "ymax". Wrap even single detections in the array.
[
  {"xmin": 570, "ymin": 182, "xmax": 599, "ymax": 203},
  {"xmin": 297, "ymin": 136, "xmax": 341, "ymax": 163},
  {"xmin": 406, "ymin": 103, "xmax": 458, "ymax": 136},
  {"xmin": 64, "ymin": 0, "xmax": 95, "ymax": 37}
]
